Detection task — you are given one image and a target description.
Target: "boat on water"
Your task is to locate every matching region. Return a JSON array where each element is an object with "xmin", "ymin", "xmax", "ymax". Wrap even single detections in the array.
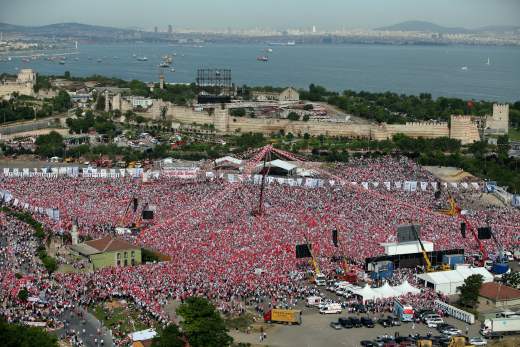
[
  {"xmin": 265, "ymin": 48, "xmax": 273, "ymax": 53},
  {"xmin": 21, "ymin": 58, "xmax": 30, "ymax": 63},
  {"xmin": 287, "ymin": 41, "xmax": 296, "ymax": 46},
  {"xmin": 461, "ymin": 66, "xmax": 468, "ymax": 71},
  {"xmin": 137, "ymin": 56, "xmax": 148, "ymax": 61},
  {"xmin": 159, "ymin": 62, "xmax": 170, "ymax": 68},
  {"xmin": 59, "ymin": 60, "xmax": 65, "ymax": 65},
  {"xmin": 170, "ymin": 68, "xmax": 176, "ymax": 72},
  {"xmin": 486, "ymin": 57, "xmax": 491, "ymax": 65},
  {"xmin": 257, "ymin": 56, "xmax": 269, "ymax": 62},
  {"xmin": 97, "ymin": 59, "xmax": 103, "ymax": 63}
]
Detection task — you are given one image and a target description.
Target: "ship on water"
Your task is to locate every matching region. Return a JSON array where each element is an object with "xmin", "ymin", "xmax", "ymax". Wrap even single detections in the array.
[
  {"xmin": 137, "ymin": 56, "xmax": 148, "ymax": 61},
  {"xmin": 257, "ymin": 56, "xmax": 269, "ymax": 62}
]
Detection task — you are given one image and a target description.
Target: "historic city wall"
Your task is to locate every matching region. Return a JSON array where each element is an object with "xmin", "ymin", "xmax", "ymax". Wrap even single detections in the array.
[{"xmin": 136, "ymin": 104, "xmax": 479, "ymax": 144}]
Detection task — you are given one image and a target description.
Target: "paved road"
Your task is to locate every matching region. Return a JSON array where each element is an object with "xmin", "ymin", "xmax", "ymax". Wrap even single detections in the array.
[{"xmin": 58, "ymin": 307, "xmax": 114, "ymax": 347}]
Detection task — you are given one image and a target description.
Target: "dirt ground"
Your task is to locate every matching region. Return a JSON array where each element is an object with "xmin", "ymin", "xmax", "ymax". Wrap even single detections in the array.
[{"xmin": 423, "ymin": 166, "xmax": 476, "ymax": 183}]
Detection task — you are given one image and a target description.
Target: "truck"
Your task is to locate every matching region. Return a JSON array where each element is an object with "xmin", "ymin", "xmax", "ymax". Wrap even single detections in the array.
[
  {"xmin": 393, "ymin": 299, "xmax": 415, "ymax": 322},
  {"xmin": 480, "ymin": 317, "xmax": 520, "ymax": 338},
  {"xmin": 263, "ymin": 309, "xmax": 301, "ymax": 325}
]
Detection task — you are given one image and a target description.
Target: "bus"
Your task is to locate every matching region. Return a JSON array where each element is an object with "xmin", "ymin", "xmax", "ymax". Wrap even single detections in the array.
[{"xmin": 393, "ymin": 299, "xmax": 414, "ymax": 322}]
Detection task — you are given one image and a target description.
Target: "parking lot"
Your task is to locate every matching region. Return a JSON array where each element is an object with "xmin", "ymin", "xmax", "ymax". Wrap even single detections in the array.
[{"xmin": 231, "ymin": 303, "xmax": 483, "ymax": 347}]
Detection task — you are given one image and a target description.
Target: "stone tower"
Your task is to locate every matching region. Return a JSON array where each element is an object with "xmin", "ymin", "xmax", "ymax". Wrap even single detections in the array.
[
  {"xmin": 104, "ymin": 90, "xmax": 110, "ymax": 112},
  {"xmin": 486, "ymin": 104, "xmax": 509, "ymax": 135},
  {"xmin": 450, "ymin": 115, "xmax": 480, "ymax": 145}
]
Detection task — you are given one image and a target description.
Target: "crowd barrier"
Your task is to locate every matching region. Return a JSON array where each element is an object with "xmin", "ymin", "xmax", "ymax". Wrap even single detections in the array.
[{"xmin": 0, "ymin": 167, "xmax": 483, "ymax": 191}]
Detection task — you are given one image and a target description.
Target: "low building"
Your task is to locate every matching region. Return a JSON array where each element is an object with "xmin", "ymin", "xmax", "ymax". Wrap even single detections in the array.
[
  {"xmin": 71, "ymin": 236, "xmax": 142, "ymax": 270},
  {"xmin": 130, "ymin": 96, "xmax": 154, "ymax": 109},
  {"xmin": 251, "ymin": 87, "xmax": 299, "ymax": 102},
  {"xmin": 478, "ymin": 282, "xmax": 520, "ymax": 308}
]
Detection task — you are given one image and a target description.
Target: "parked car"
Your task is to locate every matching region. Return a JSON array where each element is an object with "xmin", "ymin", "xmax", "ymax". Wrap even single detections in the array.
[
  {"xmin": 350, "ymin": 317, "xmax": 363, "ymax": 328},
  {"xmin": 360, "ymin": 341, "xmax": 376, "ymax": 347},
  {"xmin": 440, "ymin": 326, "xmax": 462, "ymax": 336},
  {"xmin": 468, "ymin": 337, "xmax": 488, "ymax": 346},
  {"xmin": 330, "ymin": 321, "xmax": 342, "ymax": 330},
  {"xmin": 378, "ymin": 317, "xmax": 392, "ymax": 328},
  {"xmin": 339, "ymin": 317, "xmax": 353, "ymax": 328},
  {"xmin": 425, "ymin": 317, "xmax": 444, "ymax": 327},
  {"xmin": 361, "ymin": 317, "xmax": 375, "ymax": 328},
  {"xmin": 387, "ymin": 315, "xmax": 401, "ymax": 326},
  {"xmin": 422, "ymin": 313, "xmax": 442, "ymax": 323}
]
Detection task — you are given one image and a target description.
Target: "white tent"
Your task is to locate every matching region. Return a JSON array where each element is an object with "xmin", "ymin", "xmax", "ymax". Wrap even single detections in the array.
[
  {"xmin": 416, "ymin": 267, "xmax": 493, "ymax": 295},
  {"xmin": 394, "ymin": 280, "xmax": 421, "ymax": 296},
  {"xmin": 373, "ymin": 282, "xmax": 400, "ymax": 299},
  {"xmin": 353, "ymin": 284, "xmax": 381, "ymax": 302}
]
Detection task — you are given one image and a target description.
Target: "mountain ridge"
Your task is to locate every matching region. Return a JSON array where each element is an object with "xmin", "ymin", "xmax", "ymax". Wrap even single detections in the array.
[{"xmin": 376, "ymin": 20, "xmax": 520, "ymax": 34}]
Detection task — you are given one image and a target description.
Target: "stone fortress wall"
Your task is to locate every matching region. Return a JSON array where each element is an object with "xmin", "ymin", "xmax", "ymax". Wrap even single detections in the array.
[{"xmin": 109, "ymin": 94, "xmax": 506, "ymax": 144}]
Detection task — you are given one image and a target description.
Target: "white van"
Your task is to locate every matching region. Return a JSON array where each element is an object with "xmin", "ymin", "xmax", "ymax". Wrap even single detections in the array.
[
  {"xmin": 306, "ymin": 296, "xmax": 322, "ymax": 307},
  {"xmin": 319, "ymin": 303, "xmax": 342, "ymax": 314},
  {"xmin": 315, "ymin": 273, "xmax": 326, "ymax": 286}
]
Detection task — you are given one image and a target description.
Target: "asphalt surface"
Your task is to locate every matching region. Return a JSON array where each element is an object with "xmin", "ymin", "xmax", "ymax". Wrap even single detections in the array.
[
  {"xmin": 58, "ymin": 307, "xmax": 114, "ymax": 347},
  {"xmin": 231, "ymin": 309, "xmax": 482, "ymax": 347}
]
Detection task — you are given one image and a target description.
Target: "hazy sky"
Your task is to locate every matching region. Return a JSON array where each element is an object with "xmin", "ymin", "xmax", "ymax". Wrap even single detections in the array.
[{"xmin": 1, "ymin": 0, "xmax": 519, "ymax": 30}]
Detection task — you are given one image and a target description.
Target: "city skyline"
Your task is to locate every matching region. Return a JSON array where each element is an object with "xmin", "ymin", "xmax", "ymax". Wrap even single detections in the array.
[{"xmin": 1, "ymin": 0, "xmax": 520, "ymax": 30}]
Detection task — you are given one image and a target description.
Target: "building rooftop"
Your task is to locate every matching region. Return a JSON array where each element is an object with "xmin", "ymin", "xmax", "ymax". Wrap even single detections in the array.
[
  {"xmin": 479, "ymin": 282, "xmax": 520, "ymax": 301},
  {"xmin": 83, "ymin": 235, "xmax": 138, "ymax": 253}
]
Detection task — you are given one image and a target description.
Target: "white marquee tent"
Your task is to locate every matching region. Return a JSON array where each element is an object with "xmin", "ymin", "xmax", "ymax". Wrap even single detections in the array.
[
  {"xmin": 353, "ymin": 281, "xmax": 422, "ymax": 302},
  {"xmin": 394, "ymin": 280, "xmax": 421, "ymax": 296},
  {"xmin": 416, "ymin": 267, "xmax": 493, "ymax": 295}
]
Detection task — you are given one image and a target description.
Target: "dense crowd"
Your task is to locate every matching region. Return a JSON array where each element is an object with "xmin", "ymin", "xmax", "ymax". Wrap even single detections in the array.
[{"xmin": 1, "ymin": 155, "xmax": 519, "ymax": 339}]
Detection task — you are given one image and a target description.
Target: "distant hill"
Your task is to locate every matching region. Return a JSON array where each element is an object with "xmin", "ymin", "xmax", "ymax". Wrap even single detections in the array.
[
  {"xmin": 376, "ymin": 21, "xmax": 469, "ymax": 34},
  {"xmin": 377, "ymin": 21, "xmax": 520, "ymax": 34},
  {"xmin": 0, "ymin": 22, "xmax": 135, "ymax": 38}
]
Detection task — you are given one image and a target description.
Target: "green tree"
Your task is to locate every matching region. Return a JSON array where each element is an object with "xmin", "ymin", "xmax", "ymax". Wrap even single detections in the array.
[
  {"xmin": 0, "ymin": 319, "xmax": 59, "ymax": 347},
  {"xmin": 458, "ymin": 274, "xmax": 483, "ymax": 308},
  {"xmin": 95, "ymin": 94, "xmax": 106, "ymax": 111},
  {"xmin": 230, "ymin": 108, "xmax": 246, "ymax": 117},
  {"xmin": 151, "ymin": 324, "xmax": 184, "ymax": 347},
  {"xmin": 17, "ymin": 288, "xmax": 29, "ymax": 302},
  {"xmin": 52, "ymin": 91, "xmax": 72, "ymax": 113},
  {"xmin": 503, "ymin": 272, "xmax": 520, "ymax": 289},
  {"xmin": 176, "ymin": 297, "xmax": 233, "ymax": 347},
  {"xmin": 302, "ymin": 114, "xmax": 310, "ymax": 121},
  {"xmin": 497, "ymin": 135, "xmax": 510, "ymax": 159},
  {"xmin": 287, "ymin": 112, "xmax": 300, "ymax": 121},
  {"xmin": 35, "ymin": 131, "xmax": 64, "ymax": 158}
]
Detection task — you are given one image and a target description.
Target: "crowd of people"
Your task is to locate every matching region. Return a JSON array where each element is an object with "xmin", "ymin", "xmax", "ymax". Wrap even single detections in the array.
[{"xmin": 1, "ymin": 154, "xmax": 519, "ymax": 343}]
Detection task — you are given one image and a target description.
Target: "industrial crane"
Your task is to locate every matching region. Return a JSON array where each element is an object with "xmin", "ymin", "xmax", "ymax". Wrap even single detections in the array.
[
  {"xmin": 410, "ymin": 224, "xmax": 434, "ymax": 272},
  {"xmin": 442, "ymin": 194, "xmax": 489, "ymax": 266}
]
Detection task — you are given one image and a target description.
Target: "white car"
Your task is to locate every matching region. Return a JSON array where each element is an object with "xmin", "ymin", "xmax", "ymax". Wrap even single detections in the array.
[
  {"xmin": 441, "ymin": 327, "xmax": 462, "ymax": 336},
  {"xmin": 469, "ymin": 337, "xmax": 487, "ymax": 346},
  {"xmin": 426, "ymin": 318, "xmax": 444, "ymax": 327}
]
